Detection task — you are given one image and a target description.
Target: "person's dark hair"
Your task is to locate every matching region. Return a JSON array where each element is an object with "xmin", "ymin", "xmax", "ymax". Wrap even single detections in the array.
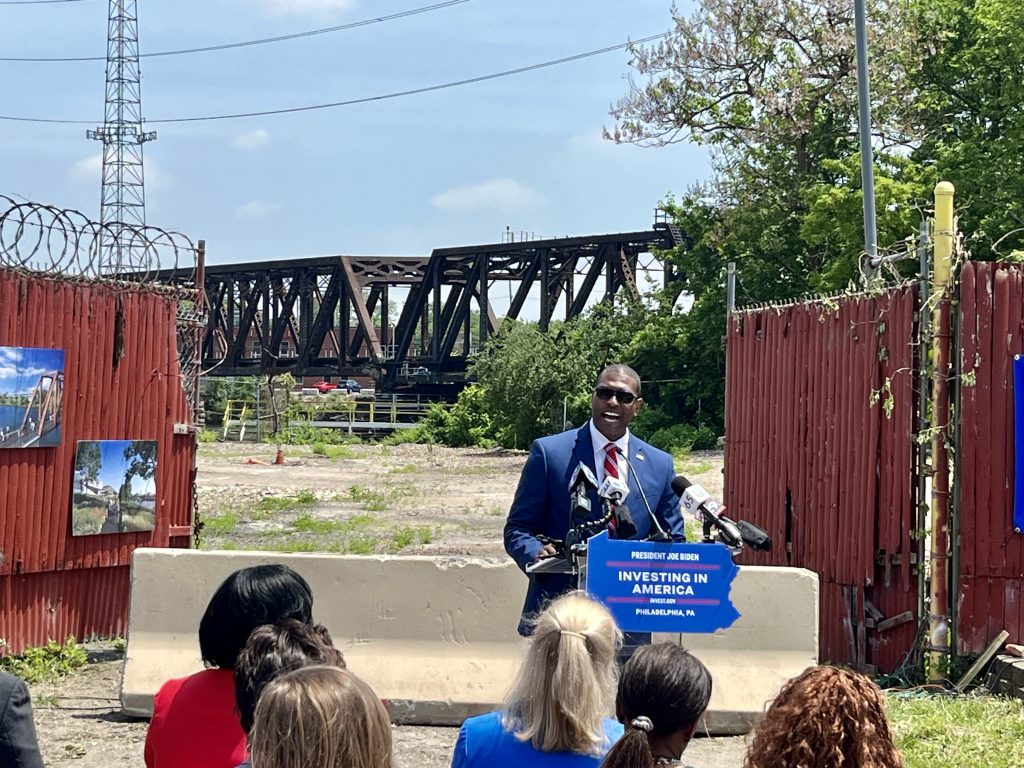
[
  {"xmin": 601, "ymin": 644, "xmax": 712, "ymax": 768},
  {"xmin": 198, "ymin": 565, "xmax": 314, "ymax": 669},
  {"xmin": 596, "ymin": 364, "xmax": 642, "ymax": 397},
  {"xmin": 234, "ymin": 619, "xmax": 346, "ymax": 734}
]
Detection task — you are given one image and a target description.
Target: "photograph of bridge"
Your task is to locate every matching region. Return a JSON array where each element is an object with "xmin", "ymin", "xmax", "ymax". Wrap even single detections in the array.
[{"xmin": 0, "ymin": 346, "xmax": 65, "ymax": 449}]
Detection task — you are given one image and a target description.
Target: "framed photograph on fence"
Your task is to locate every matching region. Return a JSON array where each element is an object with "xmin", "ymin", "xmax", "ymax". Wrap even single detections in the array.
[
  {"xmin": 0, "ymin": 346, "xmax": 65, "ymax": 449},
  {"xmin": 71, "ymin": 440, "xmax": 158, "ymax": 536}
]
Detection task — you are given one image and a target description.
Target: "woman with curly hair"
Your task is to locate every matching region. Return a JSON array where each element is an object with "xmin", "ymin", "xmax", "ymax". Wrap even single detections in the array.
[{"xmin": 743, "ymin": 666, "xmax": 904, "ymax": 768}]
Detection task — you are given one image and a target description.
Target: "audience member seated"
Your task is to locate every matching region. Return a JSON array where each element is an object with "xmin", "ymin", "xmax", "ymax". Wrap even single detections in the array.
[
  {"xmin": 144, "ymin": 564, "xmax": 315, "ymax": 768},
  {"xmin": 249, "ymin": 665, "xmax": 393, "ymax": 768},
  {"xmin": 234, "ymin": 619, "xmax": 346, "ymax": 736},
  {"xmin": 743, "ymin": 666, "xmax": 904, "ymax": 768},
  {"xmin": 451, "ymin": 591, "xmax": 624, "ymax": 768},
  {"xmin": 0, "ymin": 670, "xmax": 44, "ymax": 768},
  {"xmin": 601, "ymin": 644, "xmax": 712, "ymax": 768}
]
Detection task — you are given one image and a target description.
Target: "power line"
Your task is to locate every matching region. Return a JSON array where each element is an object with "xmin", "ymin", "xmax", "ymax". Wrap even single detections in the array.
[
  {"xmin": 0, "ymin": 0, "xmax": 471, "ymax": 62},
  {"xmin": 0, "ymin": 33, "xmax": 667, "ymax": 125},
  {"xmin": 0, "ymin": 0, "xmax": 92, "ymax": 5}
]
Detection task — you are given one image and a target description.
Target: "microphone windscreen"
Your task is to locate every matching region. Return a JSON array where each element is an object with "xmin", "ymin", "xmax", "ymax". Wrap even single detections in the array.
[{"xmin": 671, "ymin": 475, "xmax": 692, "ymax": 497}]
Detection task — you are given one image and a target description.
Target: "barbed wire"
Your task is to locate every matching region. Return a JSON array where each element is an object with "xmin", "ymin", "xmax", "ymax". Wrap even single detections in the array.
[
  {"xmin": 0, "ymin": 194, "xmax": 205, "ymax": 418},
  {"xmin": 0, "ymin": 195, "xmax": 197, "ymax": 284}
]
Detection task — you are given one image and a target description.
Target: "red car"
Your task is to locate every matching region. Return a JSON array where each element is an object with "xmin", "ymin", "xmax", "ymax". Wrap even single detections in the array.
[{"xmin": 314, "ymin": 381, "xmax": 338, "ymax": 393}]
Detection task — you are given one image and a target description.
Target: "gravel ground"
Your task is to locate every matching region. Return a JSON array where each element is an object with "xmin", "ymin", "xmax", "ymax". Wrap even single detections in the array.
[{"xmin": 30, "ymin": 444, "xmax": 739, "ymax": 768}]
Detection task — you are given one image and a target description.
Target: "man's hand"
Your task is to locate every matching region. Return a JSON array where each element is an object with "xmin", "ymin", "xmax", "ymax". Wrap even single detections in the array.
[{"xmin": 533, "ymin": 542, "xmax": 557, "ymax": 561}]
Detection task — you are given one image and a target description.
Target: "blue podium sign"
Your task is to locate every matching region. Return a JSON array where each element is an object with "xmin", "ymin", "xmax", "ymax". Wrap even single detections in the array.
[{"xmin": 585, "ymin": 531, "xmax": 740, "ymax": 633}]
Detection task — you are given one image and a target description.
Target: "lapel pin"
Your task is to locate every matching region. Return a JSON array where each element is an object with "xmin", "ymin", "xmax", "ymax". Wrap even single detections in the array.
[{"xmin": 636, "ymin": 452, "xmax": 646, "ymax": 462}]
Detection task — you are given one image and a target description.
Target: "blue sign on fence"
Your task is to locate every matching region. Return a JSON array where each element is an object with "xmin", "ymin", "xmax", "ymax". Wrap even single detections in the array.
[
  {"xmin": 1013, "ymin": 356, "xmax": 1024, "ymax": 534},
  {"xmin": 585, "ymin": 531, "xmax": 741, "ymax": 633}
]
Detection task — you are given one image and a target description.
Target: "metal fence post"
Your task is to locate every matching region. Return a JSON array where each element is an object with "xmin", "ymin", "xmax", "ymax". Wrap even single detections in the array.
[{"xmin": 928, "ymin": 181, "xmax": 955, "ymax": 681}]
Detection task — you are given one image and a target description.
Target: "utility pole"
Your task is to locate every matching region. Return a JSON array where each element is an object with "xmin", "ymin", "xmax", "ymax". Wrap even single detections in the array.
[
  {"xmin": 87, "ymin": 0, "xmax": 156, "ymax": 271},
  {"xmin": 854, "ymin": 0, "xmax": 879, "ymax": 267}
]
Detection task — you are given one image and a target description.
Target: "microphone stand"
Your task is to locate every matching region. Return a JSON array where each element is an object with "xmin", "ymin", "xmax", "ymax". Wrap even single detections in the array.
[{"xmin": 614, "ymin": 447, "xmax": 672, "ymax": 542}]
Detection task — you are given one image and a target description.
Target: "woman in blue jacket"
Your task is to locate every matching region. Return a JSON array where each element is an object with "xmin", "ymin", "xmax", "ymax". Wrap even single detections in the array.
[{"xmin": 452, "ymin": 591, "xmax": 623, "ymax": 768}]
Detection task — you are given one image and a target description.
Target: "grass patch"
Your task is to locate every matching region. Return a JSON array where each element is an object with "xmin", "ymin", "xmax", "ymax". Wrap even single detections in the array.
[
  {"xmin": 388, "ymin": 463, "xmax": 418, "ymax": 474},
  {"xmin": 678, "ymin": 458, "xmax": 714, "ymax": 475},
  {"xmin": 292, "ymin": 513, "xmax": 375, "ymax": 535},
  {"xmin": 391, "ymin": 525, "xmax": 433, "ymax": 551},
  {"xmin": 346, "ymin": 483, "xmax": 414, "ymax": 512},
  {"xmin": 311, "ymin": 443, "xmax": 358, "ymax": 460},
  {"xmin": 256, "ymin": 490, "xmax": 317, "ymax": 512},
  {"xmin": 0, "ymin": 637, "xmax": 88, "ymax": 683},
  {"xmin": 201, "ymin": 512, "xmax": 240, "ymax": 535},
  {"xmin": 888, "ymin": 692, "xmax": 1024, "ymax": 767}
]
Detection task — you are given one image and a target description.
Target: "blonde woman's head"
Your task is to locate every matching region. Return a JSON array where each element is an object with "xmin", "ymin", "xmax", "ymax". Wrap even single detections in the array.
[
  {"xmin": 249, "ymin": 665, "xmax": 393, "ymax": 768},
  {"xmin": 502, "ymin": 591, "xmax": 622, "ymax": 755}
]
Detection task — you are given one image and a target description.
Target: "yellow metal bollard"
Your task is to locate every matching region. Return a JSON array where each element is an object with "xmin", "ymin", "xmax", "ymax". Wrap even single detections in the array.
[{"xmin": 928, "ymin": 181, "xmax": 954, "ymax": 682}]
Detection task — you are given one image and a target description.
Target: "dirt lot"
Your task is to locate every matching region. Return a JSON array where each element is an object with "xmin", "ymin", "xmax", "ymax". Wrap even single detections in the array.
[{"xmin": 31, "ymin": 443, "xmax": 744, "ymax": 768}]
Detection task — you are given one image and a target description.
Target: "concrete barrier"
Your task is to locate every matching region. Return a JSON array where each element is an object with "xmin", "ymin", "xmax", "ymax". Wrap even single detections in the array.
[{"xmin": 122, "ymin": 548, "xmax": 817, "ymax": 733}]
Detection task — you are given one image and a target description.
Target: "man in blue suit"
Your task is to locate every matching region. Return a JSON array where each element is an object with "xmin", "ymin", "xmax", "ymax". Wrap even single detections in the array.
[{"xmin": 504, "ymin": 364, "xmax": 684, "ymax": 636}]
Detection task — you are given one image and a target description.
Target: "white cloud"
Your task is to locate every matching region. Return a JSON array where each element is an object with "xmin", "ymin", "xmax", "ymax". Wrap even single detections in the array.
[
  {"xmin": 431, "ymin": 178, "xmax": 544, "ymax": 213},
  {"xmin": 232, "ymin": 129, "xmax": 270, "ymax": 151},
  {"xmin": 70, "ymin": 154, "xmax": 102, "ymax": 185},
  {"xmin": 261, "ymin": 0, "xmax": 356, "ymax": 15},
  {"xmin": 69, "ymin": 153, "xmax": 169, "ymax": 190},
  {"xmin": 235, "ymin": 201, "xmax": 281, "ymax": 219}
]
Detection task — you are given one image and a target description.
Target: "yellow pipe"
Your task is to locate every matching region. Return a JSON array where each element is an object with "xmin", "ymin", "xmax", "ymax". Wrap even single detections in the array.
[{"xmin": 928, "ymin": 180, "xmax": 954, "ymax": 682}]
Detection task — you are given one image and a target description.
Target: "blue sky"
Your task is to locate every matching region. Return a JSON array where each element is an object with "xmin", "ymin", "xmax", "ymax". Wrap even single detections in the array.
[
  {"xmin": 0, "ymin": 0, "xmax": 709, "ymax": 265},
  {"xmin": 0, "ymin": 346, "xmax": 65, "ymax": 395},
  {"xmin": 76, "ymin": 439, "xmax": 156, "ymax": 495}
]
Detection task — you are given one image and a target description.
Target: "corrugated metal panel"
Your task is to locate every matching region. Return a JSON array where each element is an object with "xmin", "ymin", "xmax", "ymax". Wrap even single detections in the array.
[
  {"xmin": 0, "ymin": 270, "xmax": 195, "ymax": 653},
  {"xmin": 725, "ymin": 288, "xmax": 918, "ymax": 671},
  {"xmin": 957, "ymin": 262, "xmax": 1024, "ymax": 653}
]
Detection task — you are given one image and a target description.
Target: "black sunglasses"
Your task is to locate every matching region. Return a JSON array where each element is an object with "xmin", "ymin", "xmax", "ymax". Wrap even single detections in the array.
[{"xmin": 594, "ymin": 386, "xmax": 638, "ymax": 405}]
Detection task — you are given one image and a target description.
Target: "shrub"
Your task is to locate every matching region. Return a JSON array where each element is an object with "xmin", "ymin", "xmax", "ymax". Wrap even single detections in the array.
[{"xmin": 645, "ymin": 423, "xmax": 718, "ymax": 453}]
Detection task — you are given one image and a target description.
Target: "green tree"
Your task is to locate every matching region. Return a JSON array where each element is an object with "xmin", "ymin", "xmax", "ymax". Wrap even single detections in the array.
[
  {"xmin": 469, "ymin": 304, "xmax": 647, "ymax": 448},
  {"xmin": 121, "ymin": 441, "xmax": 158, "ymax": 503},
  {"xmin": 77, "ymin": 442, "xmax": 102, "ymax": 483}
]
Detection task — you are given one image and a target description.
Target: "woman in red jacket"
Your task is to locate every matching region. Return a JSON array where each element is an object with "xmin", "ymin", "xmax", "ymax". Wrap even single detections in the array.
[{"xmin": 144, "ymin": 564, "xmax": 315, "ymax": 768}]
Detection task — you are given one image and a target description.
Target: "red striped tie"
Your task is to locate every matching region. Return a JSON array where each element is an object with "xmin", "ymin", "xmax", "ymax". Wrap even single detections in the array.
[
  {"xmin": 603, "ymin": 443, "xmax": 619, "ymax": 480},
  {"xmin": 604, "ymin": 443, "xmax": 620, "ymax": 535}
]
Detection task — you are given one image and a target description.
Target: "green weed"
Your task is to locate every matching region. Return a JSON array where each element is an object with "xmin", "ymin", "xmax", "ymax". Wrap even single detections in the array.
[
  {"xmin": 201, "ymin": 512, "xmax": 240, "ymax": 535},
  {"xmin": 256, "ymin": 490, "xmax": 317, "ymax": 512},
  {"xmin": 0, "ymin": 637, "xmax": 88, "ymax": 683},
  {"xmin": 311, "ymin": 443, "xmax": 358, "ymax": 460},
  {"xmin": 390, "ymin": 526, "xmax": 433, "ymax": 551}
]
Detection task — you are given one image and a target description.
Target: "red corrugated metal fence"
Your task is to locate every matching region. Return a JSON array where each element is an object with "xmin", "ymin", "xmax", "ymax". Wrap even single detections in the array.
[
  {"xmin": 725, "ymin": 287, "xmax": 920, "ymax": 671},
  {"xmin": 0, "ymin": 270, "xmax": 196, "ymax": 652},
  {"xmin": 957, "ymin": 261, "xmax": 1024, "ymax": 653}
]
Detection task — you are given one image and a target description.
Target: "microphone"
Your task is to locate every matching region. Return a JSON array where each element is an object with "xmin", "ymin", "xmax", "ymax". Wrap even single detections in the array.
[
  {"xmin": 612, "ymin": 446, "xmax": 672, "ymax": 542},
  {"xmin": 597, "ymin": 475, "xmax": 630, "ymax": 503},
  {"xmin": 568, "ymin": 463, "xmax": 598, "ymax": 525},
  {"xmin": 671, "ymin": 476, "xmax": 743, "ymax": 549}
]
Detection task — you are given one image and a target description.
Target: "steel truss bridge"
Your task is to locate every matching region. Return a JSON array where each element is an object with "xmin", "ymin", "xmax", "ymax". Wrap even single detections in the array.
[{"xmin": 161, "ymin": 216, "xmax": 683, "ymax": 389}]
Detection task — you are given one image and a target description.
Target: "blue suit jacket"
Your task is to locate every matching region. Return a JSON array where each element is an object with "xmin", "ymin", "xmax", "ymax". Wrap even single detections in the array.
[
  {"xmin": 504, "ymin": 424, "xmax": 684, "ymax": 635},
  {"xmin": 0, "ymin": 672, "xmax": 43, "ymax": 768}
]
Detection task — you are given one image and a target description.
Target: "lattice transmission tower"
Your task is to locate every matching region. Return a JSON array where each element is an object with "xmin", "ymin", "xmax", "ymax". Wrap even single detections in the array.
[{"xmin": 87, "ymin": 0, "xmax": 156, "ymax": 269}]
